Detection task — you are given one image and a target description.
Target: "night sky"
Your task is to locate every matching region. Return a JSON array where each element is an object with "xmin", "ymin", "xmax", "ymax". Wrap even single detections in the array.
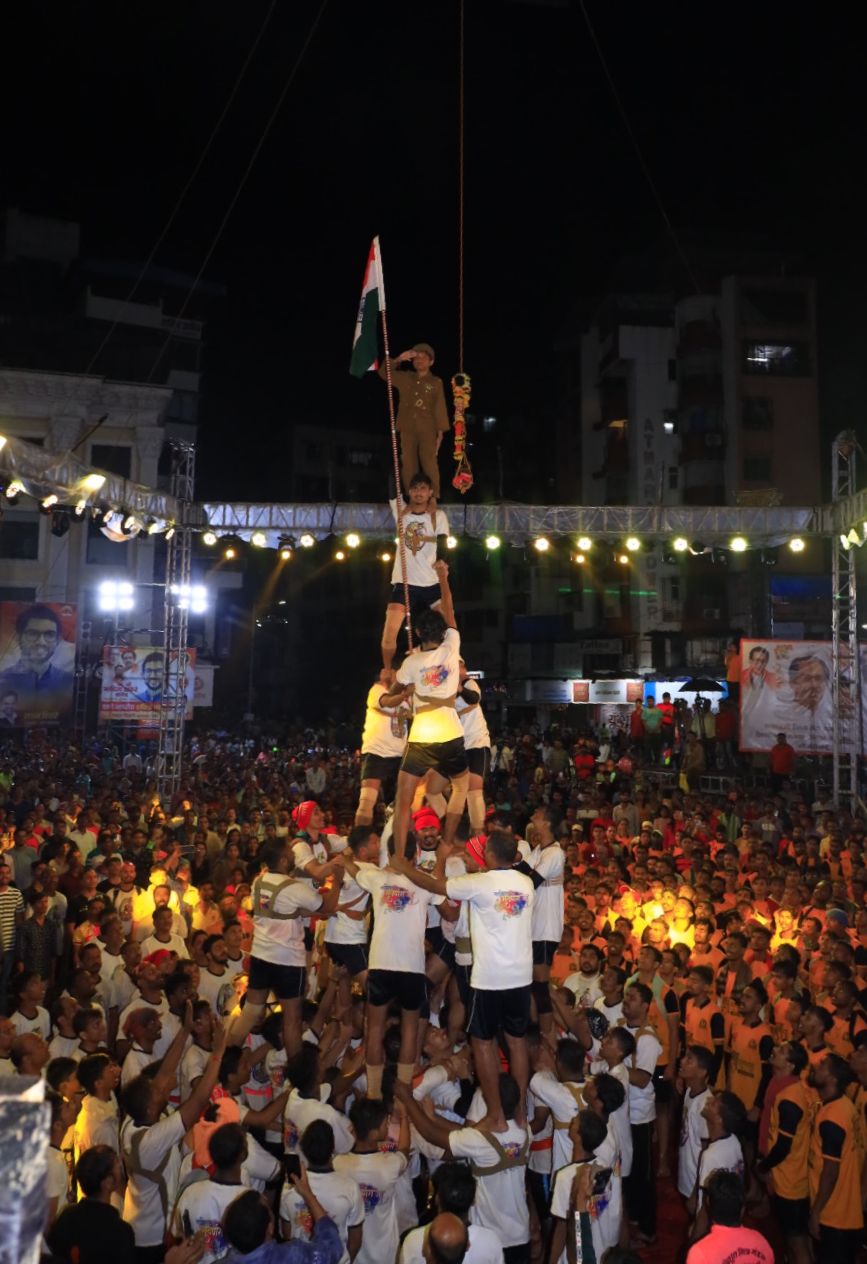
[{"xmin": 5, "ymin": 1, "xmax": 866, "ymax": 504}]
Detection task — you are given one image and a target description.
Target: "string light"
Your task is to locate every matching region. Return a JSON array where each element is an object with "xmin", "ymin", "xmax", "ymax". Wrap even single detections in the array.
[
  {"xmin": 380, "ymin": 551, "xmax": 392, "ymax": 562},
  {"xmin": 617, "ymin": 553, "xmax": 629, "ymax": 565},
  {"xmin": 335, "ymin": 549, "xmax": 346, "ymax": 561},
  {"xmin": 224, "ymin": 546, "xmax": 237, "ymax": 560},
  {"xmin": 574, "ymin": 553, "xmax": 586, "ymax": 564}
]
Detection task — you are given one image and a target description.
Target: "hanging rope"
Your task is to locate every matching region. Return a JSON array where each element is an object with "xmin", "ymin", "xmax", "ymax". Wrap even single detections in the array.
[{"xmin": 452, "ymin": 0, "xmax": 474, "ymax": 495}]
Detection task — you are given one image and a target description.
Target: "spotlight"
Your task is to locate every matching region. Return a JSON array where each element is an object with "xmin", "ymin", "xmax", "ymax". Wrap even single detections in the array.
[
  {"xmin": 203, "ymin": 531, "xmax": 217, "ymax": 547},
  {"xmin": 170, "ymin": 583, "xmax": 208, "ymax": 614},
  {"xmin": 381, "ymin": 551, "xmax": 392, "ymax": 563},
  {"xmin": 729, "ymin": 536, "xmax": 748, "ymax": 553},
  {"xmin": 280, "ymin": 547, "xmax": 292, "ymax": 560},
  {"xmin": 485, "ymin": 535, "xmax": 501, "ymax": 550},
  {"xmin": 847, "ymin": 527, "xmax": 861, "ymax": 547},
  {"xmin": 445, "ymin": 536, "xmax": 458, "ymax": 550},
  {"xmin": 75, "ymin": 500, "xmax": 87, "ymax": 516},
  {"xmin": 251, "ymin": 531, "xmax": 267, "ymax": 548},
  {"xmin": 574, "ymin": 553, "xmax": 586, "ymax": 565},
  {"xmin": 335, "ymin": 549, "xmax": 346, "ymax": 561},
  {"xmin": 617, "ymin": 553, "xmax": 629, "ymax": 565},
  {"xmin": 841, "ymin": 533, "xmax": 852, "ymax": 550},
  {"xmin": 673, "ymin": 537, "xmax": 688, "ymax": 552},
  {"xmin": 625, "ymin": 537, "xmax": 641, "ymax": 552},
  {"xmin": 299, "ymin": 534, "xmax": 315, "ymax": 549},
  {"xmin": 147, "ymin": 521, "xmax": 164, "ymax": 535},
  {"xmin": 224, "ymin": 546, "xmax": 237, "ymax": 560},
  {"xmin": 42, "ymin": 494, "xmax": 59, "ymax": 510},
  {"xmin": 577, "ymin": 536, "xmax": 592, "ymax": 552},
  {"xmin": 533, "ymin": 537, "xmax": 550, "ymax": 553},
  {"xmin": 82, "ymin": 473, "xmax": 106, "ymax": 492},
  {"xmin": 98, "ymin": 579, "xmax": 135, "ymax": 613},
  {"xmin": 5, "ymin": 480, "xmax": 24, "ymax": 500},
  {"xmin": 663, "ymin": 419, "xmax": 675, "ymax": 435},
  {"xmin": 788, "ymin": 537, "xmax": 805, "ymax": 553},
  {"xmin": 165, "ymin": 527, "xmax": 175, "ymax": 541},
  {"xmin": 346, "ymin": 533, "xmax": 361, "ymax": 549}
]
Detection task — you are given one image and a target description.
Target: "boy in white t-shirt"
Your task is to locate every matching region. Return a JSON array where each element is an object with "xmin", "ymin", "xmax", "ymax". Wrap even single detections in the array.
[
  {"xmin": 332, "ymin": 1097, "xmax": 409, "ymax": 1264},
  {"xmin": 380, "ymin": 559, "xmax": 469, "ymax": 866},
  {"xmin": 677, "ymin": 1045, "xmax": 713, "ymax": 1204},
  {"xmin": 381, "ymin": 473, "xmax": 449, "ymax": 675},
  {"xmin": 356, "ymin": 681, "xmax": 409, "ymax": 826},
  {"xmin": 280, "ymin": 1119, "xmax": 364, "ymax": 1264}
]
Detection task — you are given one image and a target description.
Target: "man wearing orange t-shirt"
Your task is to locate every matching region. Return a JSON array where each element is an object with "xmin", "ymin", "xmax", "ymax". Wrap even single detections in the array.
[
  {"xmin": 769, "ymin": 733, "xmax": 796, "ymax": 791},
  {"xmin": 808, "ymin": 1054, "xmax": 864, "ymax": 1260}
]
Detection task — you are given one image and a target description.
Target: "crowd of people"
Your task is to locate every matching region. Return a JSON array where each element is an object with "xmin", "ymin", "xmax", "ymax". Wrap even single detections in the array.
[{"xmin": 0, "ymin": 478, "xmax": 864, "ymax": 1264}]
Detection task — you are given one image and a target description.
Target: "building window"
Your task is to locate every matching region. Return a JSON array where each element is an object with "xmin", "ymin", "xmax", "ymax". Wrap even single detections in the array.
[
  {"xmin": 742, "ymin": 397, "xmax": 774, "ymax": 431},
  {"xmin": 0, "ymin": 511, "xmax": 40, "ymax": 560},
  {"xmin": 0, "ymin": 586, "xmax": 37, "ymax": 601},
  {"xmin": 743, "ymin": 456, "xmax": 772, "ymax": 482},
  {"xmin": 668, "ymin": 466, "xmax": 678, "ymax": 490},
  {"xmin": 530, "ymin": 642, "xmax": 554, "ymax": 671},
  {"xmin": 91, "ymin": 444, "xmax": 132, "ymax": 478},
  {"xmin": 742, "ymin": 341, "xmax": 811, "ymax": 376}
]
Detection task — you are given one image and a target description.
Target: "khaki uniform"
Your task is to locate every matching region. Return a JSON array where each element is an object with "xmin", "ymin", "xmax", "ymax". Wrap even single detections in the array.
[{"xmin": 379, "ymin": 363, "xmax": 450, "ymax": 495}]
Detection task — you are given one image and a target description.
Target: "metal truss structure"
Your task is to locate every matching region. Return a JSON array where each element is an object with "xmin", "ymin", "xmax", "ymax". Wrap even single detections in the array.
[
  {"xmin": 203, "ymin": 499, "xmax": 826, "ymax": 548},
  {"xmin": 156, "ymin": 440, "xmax": 196, "ymax": 804},
  {"xmin": 831, "ymin": 433, "xmax": 862, "ymax": 809}
]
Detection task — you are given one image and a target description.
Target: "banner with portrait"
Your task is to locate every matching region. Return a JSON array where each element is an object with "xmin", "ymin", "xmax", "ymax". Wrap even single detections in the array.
[
  {"xmin": 739, "ymin": 639, "xmax": 835, "ymax": 753},
  {"xmin": 0, "ymin": 602, "xmax": 77, "ymax": 727},
  {"xmin": 98, "ymin": 645, "xmax": 196, "ymax": 725}
]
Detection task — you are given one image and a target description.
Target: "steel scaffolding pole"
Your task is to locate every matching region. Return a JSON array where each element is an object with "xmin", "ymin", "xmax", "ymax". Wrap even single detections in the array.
[
  {"xmin": 156, "ymin": 439, "xmax": 195, "ymax": 805},
  {"xmin": 831, "ymin": 431, "xmax": 861, "ymax": 810}
]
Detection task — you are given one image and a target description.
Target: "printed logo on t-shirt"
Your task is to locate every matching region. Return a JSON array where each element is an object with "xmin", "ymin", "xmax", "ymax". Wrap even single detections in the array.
[
  {"xmin": 502, "ymin": 1141, "xmax": 523, "ymax": 1159},
  {"xmin": 195, "ymin": 1218, "xmax": 227, "ymax": 1255},
  {"xmin": 359, "ymin": 1182, "xmax": 382, "ymax": 1212},
  {"xmin": 404, "ymin": 521, "xmax": 427, "ymax": 555},
  {"xmin": 293, "ymin": 1204, "xmax": 314, "ymax": 1237},
  {"xmin": 494, "ymin": 891, "xmax": 529, "ymax": 918},
  {"xmin": 420, "ymin": 664, "xmax": 450, "ymax": 689},
  {"xmin": 381, "ymin": 885, "xmax": 415, "ymax": 912},
  {"xmin": 285, "ymin": 1119, "xmax": 300, "ymax": 1149}
]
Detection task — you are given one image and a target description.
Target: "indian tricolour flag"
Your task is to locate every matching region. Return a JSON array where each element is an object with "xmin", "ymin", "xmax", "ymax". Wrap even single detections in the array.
[{"xmin": 349, "ymin": 236, "xmax": 385, "ymax": 377}]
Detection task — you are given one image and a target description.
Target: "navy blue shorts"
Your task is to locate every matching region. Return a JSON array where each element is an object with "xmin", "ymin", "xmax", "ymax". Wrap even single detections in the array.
[{"xmin": 389, "ymin": 583, "xmax": 441, "ymax": 617}]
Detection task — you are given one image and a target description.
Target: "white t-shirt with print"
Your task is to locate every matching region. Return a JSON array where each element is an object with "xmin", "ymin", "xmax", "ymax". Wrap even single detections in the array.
[
  {"xmin": 457, "ymin": 681, "xmax": 490, "ymax": 751},
  {"xmin": 528, "ymin": 1070, "xmax": 585, "ymax": 1175},
  {"xmin": 250, "ymin": 876, "xmax": 322, "ymax": 967},
  {"xmin": 172, "ymin": 1178, "xmax": 244, "ymax": 1263},
  {"xmin": 362, "ymin": 684, "xmax": 408, "ymax": 758},
  {"xmin": 325, "ymin": 866, "xmax": 372, "ymax": 947},
  {"xmin": 333, "ymin": 1149, "xmax": 408, "ymax": 1264},
  {"xmin": 291, "ymin": 836, "xmax": 328, "ymax": 889},
  {"xmin": 618, "ymin": 1023, "xmax": 662, "ymax": 1125},
  {"xmin": 397, "ymin": 628, "xmax": 464, "ymax": 744},
  {"xmin": 283, "ymin": 1088, "xmax": 355, "ymax": 1157},
  {"xmin": 550, "ymin": 1155, "xmax": 616, "ymax": 1264},
  {"xmin": 389, "ymin": 501, "xmax": 449, "ymax": 587},
  {"xmin": 280, "ymin": 1168, "xmax": 364, "ymax": 1264},
  {"xmin": 355, "ymin": 867, "xmax": 443, "ymax": 975},
  {"xmin": 11, "ymin": 1007, "xmax": 50, "ymax": 1040},
  {"xmin": 448, "ymin": 1123, "xmax": 530, "ymax": 1249},
  {"xmin": 121, "ymin": 1110, "xmax": 185, "ymax": 1247},
  {"xmin": 445, "ymin": 870, "xmax": 534, "ymax": 990}
]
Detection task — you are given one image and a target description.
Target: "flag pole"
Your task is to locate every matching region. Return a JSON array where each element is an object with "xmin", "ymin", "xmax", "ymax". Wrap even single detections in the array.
[{"xmin": 376, "ymin": 238, "xmax": 413, "ymax": 651}]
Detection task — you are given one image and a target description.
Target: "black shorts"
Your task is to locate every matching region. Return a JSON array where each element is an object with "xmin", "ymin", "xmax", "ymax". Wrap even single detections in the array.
[
  {"xmin": 467, "ymin": 984, "xmax": 531, "ymax": 1040},
  {"xmin": 402, "ymin": 737, "xmax": 468, "ymax": 780},
  {"xmin": 652, "ymin": 1064, "xmax": 672, "ymax": 1104},
  {"xmin": 426, "ymin": 925, "xmax": 445, "ymax": 954},
  {"xmin": 455, "ymin": 962, "xmax": 473, "ymax": 1008},
  {"xmin": 247, "ymin": 956, "xmax": 306, "ymax": 1000},
  {"xmin": 532, "ymin": 940, "xmax": 559, "ymax": 967},
  {"xmin": 367, "ymin": 968, "xmax": 427, "ymax": 1011},
  {"xmin": 770, "ymin": 1193, "xmax": 809, "ymax": 1235},
  {"xmin": 326, "ymin": 941, "xmax": 369, "ymax": 976},
  {"xmin": 360, "ymin": 752, "xmax": 402, "ymax": 784},
  {"xmin": 303, "ymin": 927, "xmax": 314, "ymax": 953},
  {"xmin": 467, "ymin": 746, "xmax": 491, "ymax": 779},
  {"xmin": 433, "ymin": 937, "xmax": 456, "ymax": 971},
  {"xmin": 389, "ymin": 583, "xmax": 442, "ymax": 617}
]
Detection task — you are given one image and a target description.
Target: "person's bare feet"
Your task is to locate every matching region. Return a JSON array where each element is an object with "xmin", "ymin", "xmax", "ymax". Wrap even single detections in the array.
[{"xmin": 473, "ymin": 1112, "xmax": 508, "ymax": 1134}]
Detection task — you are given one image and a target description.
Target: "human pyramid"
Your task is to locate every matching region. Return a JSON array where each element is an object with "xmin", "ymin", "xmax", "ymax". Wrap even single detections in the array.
[{"xmin": 2, "ymin": 343, "xmax": 864, "ymax": 1264}]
